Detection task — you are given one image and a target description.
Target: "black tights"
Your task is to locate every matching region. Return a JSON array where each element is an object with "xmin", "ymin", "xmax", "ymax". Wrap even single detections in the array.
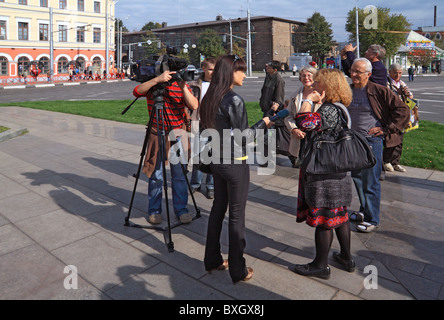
[{"xmin": 311, "ymin": 221, "xmax": 351, "ymax": 268}]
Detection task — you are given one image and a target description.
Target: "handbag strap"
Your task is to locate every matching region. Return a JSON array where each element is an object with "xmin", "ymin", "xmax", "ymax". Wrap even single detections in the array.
[{"xmin": 332, "ymin": 103, "xmax": 351, "ymax": 129}]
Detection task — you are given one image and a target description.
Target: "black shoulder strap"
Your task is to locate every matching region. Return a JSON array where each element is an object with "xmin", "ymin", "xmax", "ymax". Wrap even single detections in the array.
[{"xmin": 332, "ymin": 103, "xmax": 351, "ymax": 129}]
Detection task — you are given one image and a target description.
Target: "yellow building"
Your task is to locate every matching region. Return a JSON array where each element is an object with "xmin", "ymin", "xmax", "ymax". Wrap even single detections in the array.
[{"xmin": 0, "ymin": 0, "xmax": 116, "ymax": 83}]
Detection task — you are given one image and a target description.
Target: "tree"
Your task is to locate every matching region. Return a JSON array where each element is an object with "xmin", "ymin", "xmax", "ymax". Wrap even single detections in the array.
[
  {"xmin": 141, "ymin": 22, "xmax": 162, "ymax": 31},
  {"xmin": 345, "ymin": 7, "xmax": 411, "ymax": 59},
  {"xmin": 303, "ymin": 12, "xmax": 334, "ymax": 65},
  {"xmin": 191, "ymin": 29, "xmax": 226, "ymax": 64},
  {"xmin": 141, "ymin": 31, "xmax": 162, "ymax": 57}
]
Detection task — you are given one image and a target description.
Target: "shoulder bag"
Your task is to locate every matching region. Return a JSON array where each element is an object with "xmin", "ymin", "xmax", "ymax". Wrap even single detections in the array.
[{"xmin": 301, "ymin": 103, "xmax": 376, "ymax": 175}]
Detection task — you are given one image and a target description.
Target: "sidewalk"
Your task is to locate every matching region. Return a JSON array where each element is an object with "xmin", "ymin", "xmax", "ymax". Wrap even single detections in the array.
[{"xmin": 0, "ymin": 107, "xmax": 443, "ymax": 300}]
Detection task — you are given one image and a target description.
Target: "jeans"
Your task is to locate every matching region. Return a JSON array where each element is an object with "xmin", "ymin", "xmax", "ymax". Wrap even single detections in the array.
[
  {"xmin": 351, "ymin": 136, "xmax": 383, "ymax": 226},
  {"xmin": 148, "ymin": 137, "xmax": 188, "ymax": 218},
  {"xmin": 190, "ymin": 134, "xmax": 213, "ymax": 190},
  {"xmin": 190, "ymin": 165, "xmax": 214, "ymax": 190},
  {"xmin": 204, "ymin": 163, "xmax": 250, "ymax": 283}
]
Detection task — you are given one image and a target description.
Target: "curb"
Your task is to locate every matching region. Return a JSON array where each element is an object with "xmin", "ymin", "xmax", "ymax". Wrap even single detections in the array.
[{"xmin": 0, "ymin": 125, "xmax": 28, "ymax": 142}]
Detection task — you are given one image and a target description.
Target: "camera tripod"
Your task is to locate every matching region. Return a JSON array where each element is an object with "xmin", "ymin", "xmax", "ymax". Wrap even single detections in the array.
[{"xmin": 122, "ymin": 84, "xmax": 201, "ymax": 252}]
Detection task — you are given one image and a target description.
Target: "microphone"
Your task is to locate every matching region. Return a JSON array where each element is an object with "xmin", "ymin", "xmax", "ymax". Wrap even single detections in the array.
[{"xmin": 269, "ymin": 109, "xmax": 289, "ymax": 121}]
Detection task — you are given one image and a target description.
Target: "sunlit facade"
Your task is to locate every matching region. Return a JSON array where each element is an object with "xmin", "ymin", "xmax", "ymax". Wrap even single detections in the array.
[{"xmin": 0, "ymin": 0, "xmax": 115, "ymax": 82}]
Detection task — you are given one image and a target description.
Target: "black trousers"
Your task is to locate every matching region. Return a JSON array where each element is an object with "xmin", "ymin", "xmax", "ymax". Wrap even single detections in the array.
[{"xmin": 204, "ymin": 163, "xmax": 250, "ymax": 282}]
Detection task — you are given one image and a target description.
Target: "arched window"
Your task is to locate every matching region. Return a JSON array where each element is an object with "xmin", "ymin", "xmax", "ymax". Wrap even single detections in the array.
[
  {"xmin": 76, "ymin": 56, "xmax": 85, "ymax": 72},
  {"xmin": 39, "ymin": 56, "xmax": 49, "ymax": 73},
  {"xmin": 436, "ymin": 33, "xmax": 442, "ymax": 40},
  {"xmin": 57, "ymin": 56, "xmax": 68, "ymax": 73},
  {"xmin": 0, "ymin": 56, "xmax": 8, "ymax": 75},
  {"xmin": 18, "ymin": 56, "xmax": 30, "ymax": 71}
]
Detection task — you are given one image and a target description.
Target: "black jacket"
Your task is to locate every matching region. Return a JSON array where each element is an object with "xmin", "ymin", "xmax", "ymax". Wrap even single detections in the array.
[{"xmin": 213, "ymin": 90, "xmax": 266, "ymax": 161}]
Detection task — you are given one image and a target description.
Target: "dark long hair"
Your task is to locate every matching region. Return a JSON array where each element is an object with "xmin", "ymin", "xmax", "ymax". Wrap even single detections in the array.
[{"xmin": 200, "ymin": 55, "xmax": 247, "ymax": 129}]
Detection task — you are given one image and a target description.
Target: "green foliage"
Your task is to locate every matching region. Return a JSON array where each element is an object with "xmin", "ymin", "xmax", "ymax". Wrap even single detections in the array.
[
  {"xmin": 346, "ymin": 7, "xmax": 411, "ymax": 58},
  {"xmin": 141, "ymin": 22, "xmax": 162, "ymax": 31},
  {"xmin": 192, "ymin": 29, "xmax": 226, "ymax": 62},
  {"xmin": 303, "ymin": 12, "xmax": 334, "ymax": 65}
]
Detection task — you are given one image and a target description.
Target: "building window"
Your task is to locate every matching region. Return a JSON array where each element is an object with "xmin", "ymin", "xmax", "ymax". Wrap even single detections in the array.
[
  {"xmin": 18, "ymin": 22, "xmax": 28, "ymax": 40},
  {"xmin": 77, "ymin": 0, "xmax": 84, "ymax": 11},
  {"xmin": 59, "ymin": 25, "xmax": 67, "ymax": 42},
  {"xmin": 40, "ymin": 0, "xmax": 48, "ymax": 7},
  {"xmin": 0, "ymin": 20, "xmax": 6, "ymax": 40},
  {"xmin": 18, "ymin": 57, "xmax": 30, "ymax": 71},
  {"xmin": 436, "ymin": 33, "xmax": 442, "ymax": 40},
  {"xmin": 94, "ymin": 1, "xmax": 101, "ymax": 13},
  {"xmin": 39, "ymin": 24, "xmax": 49, "ymax": 41},
  {"xmin": 76, "ymin": 26, "xmax": 85, "ymax": 42},
  {"xmin": 58, "ymin": 57, "xmax": 68, "ymax": 74},
  {"xmin": 93, "ymin": 28, "xmax": 101, "ymax": 43},
  {"xmin": 39, "ymin": 57, "xmax": 50, "ymax": 73},
  {"xmin": 76, "ymin": 57, "xmax": 85, "ymax": 71},
  {"xmin": 92, "ymin": 57, "xmax": 101, "ymax": 68},
  {"xmin": 19, "ymin": 0, "xmax": 27, "ymax": 4},
  {"xmin": 59, "ymin": 0, "xmax": 66, "ymax": 9},
  {"xmin": 0, "ymin": 56, "xmax": 8, "ymax": 76}
]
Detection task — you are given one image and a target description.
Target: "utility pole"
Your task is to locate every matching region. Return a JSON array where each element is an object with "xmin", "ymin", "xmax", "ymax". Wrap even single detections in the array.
[
  {"xmin": 49, "ymin": 7, "xmax": 54, "ymax": 81},
  {"xmin": 355, "ymin": 0, "xmax": 360, "ymax": 58},
  {"xmin": 105, "ymin": 0, "xmax": 109, "ymax": 76},
  {"xmin": 247, "ymin": 0, "xmax": 252, "ymax": 76}
]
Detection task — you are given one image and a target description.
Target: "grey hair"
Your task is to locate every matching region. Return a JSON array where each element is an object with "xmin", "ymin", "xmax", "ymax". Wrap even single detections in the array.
[
  {"xmin": 389, "ymin": 63, "xmax": 402, "ymax": 71},
  {"xmin": 368, "ymin": 44, "xmax": 386, "ymax": 60},
  {"xmin": 353, "ymin": 58, "xmax": 373, "ymax": 73},
  {"xmin": 298, "ymin": 65, "xmax": 317, "ymax": 79}
]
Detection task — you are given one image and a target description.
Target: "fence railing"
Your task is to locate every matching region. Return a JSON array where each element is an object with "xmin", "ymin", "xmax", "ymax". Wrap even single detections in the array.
[{"xmin": 0, "ymin": 73, "xmax": 127, "ymax": 87}]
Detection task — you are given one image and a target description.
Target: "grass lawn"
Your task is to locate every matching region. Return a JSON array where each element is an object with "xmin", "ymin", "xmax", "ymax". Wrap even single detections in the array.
[
  {"xmin": 0, "ymin": 126, "xmax": 10, "ymax": 133},
  {"xmin": 1, "ymin": 100, "xmax": 443, "ymax": 171}
]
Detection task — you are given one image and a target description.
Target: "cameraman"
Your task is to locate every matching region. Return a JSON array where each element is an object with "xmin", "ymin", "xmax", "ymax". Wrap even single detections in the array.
[{"xmin": 133, "ymin": 70, "xmax": 198, "ymax": 225}]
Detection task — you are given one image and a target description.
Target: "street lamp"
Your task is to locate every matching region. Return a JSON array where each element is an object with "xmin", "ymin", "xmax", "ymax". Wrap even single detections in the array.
[{"xmin": 355, "ymin": 0, "xmax": 360, "ymax": 58}]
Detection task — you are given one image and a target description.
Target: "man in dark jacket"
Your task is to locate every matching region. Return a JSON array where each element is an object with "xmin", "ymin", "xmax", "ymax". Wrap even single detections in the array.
[
  {"xmin": 260, "ymin": 60, "xmax": 285, "ymax": 115},
  {"xmin": 341, "ymin": 44, "xmax": 387, "ymax": 86},
  {"xmin": 258, "ymin": 60, "xmax": 295, "ymax": 166},
  {"xmin": 348, "ymin": 58, "xmax": 409, "ymax": 233}
]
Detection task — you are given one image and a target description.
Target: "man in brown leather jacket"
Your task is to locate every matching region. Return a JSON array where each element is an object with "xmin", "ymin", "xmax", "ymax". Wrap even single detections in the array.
[{"xmin": 348, "ymin": 58, "xmax": 409, "ymax": 233}]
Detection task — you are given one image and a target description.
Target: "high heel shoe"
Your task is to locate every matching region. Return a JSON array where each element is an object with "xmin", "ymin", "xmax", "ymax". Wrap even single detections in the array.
[
  {"xmin": 242, "ymin": 267, "xmax": 254, "ymax": 282},
  {"xmin": 207, "ymin": 259, "xmax": 228, "ymax": 274}
]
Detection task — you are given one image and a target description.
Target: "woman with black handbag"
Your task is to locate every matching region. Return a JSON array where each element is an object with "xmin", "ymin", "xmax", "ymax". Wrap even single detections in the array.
[
  {"xmin": 291, "ymin": 68, "xmax": 355, "ymax": 279},
  {"xmin": 199, "ymin": 55, "xmax": 271, "ymax": 283}
]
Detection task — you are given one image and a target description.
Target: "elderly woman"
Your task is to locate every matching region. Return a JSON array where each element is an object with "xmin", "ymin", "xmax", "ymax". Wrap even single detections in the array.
[
  {"xmin": 384, "ymin": 63, "xmax": 413, "ymax": 173},
  {"xmin": 291, "ymin": 69, "xmax": 355, "ymax": 279},
  {"xmin": 284, "ymin": 66, "xmax": 321, "ymax": 167}
]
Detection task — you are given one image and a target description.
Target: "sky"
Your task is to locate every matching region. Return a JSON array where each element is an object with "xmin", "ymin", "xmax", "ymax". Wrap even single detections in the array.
[{"xmin": 115, "ymin": 0, "xmax": 443, "ymax": 43}]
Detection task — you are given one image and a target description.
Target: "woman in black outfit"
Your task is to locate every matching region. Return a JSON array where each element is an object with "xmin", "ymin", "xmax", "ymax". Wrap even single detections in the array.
[{"xmin": 199, "ymin": 55, "xmax": 270, "ymax": 283}]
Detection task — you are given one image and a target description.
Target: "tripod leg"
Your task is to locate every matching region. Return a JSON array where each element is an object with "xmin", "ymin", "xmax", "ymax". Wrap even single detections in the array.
[
  {"xmin": 124, "ymin": 114, "xmax": 155, "ymax": 227},
  {"xmin": 157, "ymin": 106, "xmax": 175, "ymax": 252},
  {"xmin": 179, "ymin": 158, "xmax": 201, "ymax": 218}
]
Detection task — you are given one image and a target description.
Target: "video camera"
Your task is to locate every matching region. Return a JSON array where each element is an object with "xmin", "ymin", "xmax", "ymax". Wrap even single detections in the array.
[{"xmin": 130, "ymin": 46, "xmax": 199, "ymax": 83}]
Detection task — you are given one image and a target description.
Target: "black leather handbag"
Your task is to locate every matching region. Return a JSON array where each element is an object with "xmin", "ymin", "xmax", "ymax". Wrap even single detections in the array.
[{"xmin": 301, "ymin": 104, "xmax": 376, "ymax": 175}]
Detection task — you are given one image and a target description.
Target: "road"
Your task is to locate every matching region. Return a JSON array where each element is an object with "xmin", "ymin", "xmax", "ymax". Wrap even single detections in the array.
[{"xmin": 1, "ymin": 74, "xmax": 444, "ymax": 124}]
